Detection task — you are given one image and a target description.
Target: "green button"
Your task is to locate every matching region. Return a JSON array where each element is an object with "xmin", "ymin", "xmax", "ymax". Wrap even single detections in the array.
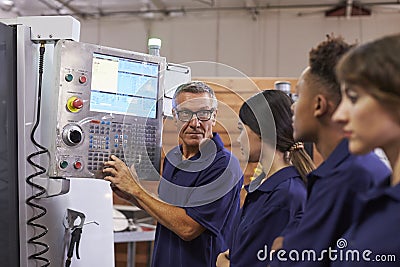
[
  {"xmin": 60, "ymin": 161, "xmax": 68, "ymax": 169},
  {"xmin": 65, "ymin": 74, "xmax": 73, "ymax": 82}
]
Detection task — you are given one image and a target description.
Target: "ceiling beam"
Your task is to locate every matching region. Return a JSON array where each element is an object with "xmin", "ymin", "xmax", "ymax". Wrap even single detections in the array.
[
  {"xmin": 325, "ymin": 1, "xmax": 371, "ymax": 17},
  {"xmin": 56, "ymin": 1, "xmax": 400, "ymax": 18}
]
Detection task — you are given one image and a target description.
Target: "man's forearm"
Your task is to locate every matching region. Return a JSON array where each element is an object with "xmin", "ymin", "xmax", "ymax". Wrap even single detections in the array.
[{"xmin": 133, "ymin": 187, "xmax": 205, "ymax": 241}]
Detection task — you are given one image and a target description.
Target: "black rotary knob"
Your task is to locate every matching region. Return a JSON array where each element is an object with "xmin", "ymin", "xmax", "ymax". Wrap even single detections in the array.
[
  {"xmin": 62, "ymin": 124, "xmax": 83, "ymax": 146},
  {"xmin": 69, "ymin": 129, "xmax": 82, "ymax": 144}
]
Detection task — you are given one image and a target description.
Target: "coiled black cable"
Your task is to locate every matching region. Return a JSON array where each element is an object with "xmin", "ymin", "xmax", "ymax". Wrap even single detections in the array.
[{"xmin": 25, "ymin": 42, "xmax": 50, "ymax": 266}]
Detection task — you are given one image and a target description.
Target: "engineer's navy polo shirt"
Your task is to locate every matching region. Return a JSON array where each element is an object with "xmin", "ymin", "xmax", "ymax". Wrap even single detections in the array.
[
  {"xmin": 229, "ymin": 166, "xmax": 307, "ymax": 267},
  {"xmin": 152, "ymin": 133, "xmax": 244, "ymax": 267},
  {"xmin": 271, "ymin": 139, "xmax": 391, "ymax": 267},
  {"xmin": 332, "ymin": 177, "xmax": 400, "ymax": 267}
]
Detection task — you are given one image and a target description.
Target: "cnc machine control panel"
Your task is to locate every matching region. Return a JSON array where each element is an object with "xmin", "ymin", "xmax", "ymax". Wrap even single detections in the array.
[{"xmin": 46, "ymin": 40, "xmax": 165, "ymax": 180}]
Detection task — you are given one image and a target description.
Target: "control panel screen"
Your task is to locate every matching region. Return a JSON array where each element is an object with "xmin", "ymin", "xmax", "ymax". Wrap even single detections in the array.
[{"xmin": 90, "ymin": 53, "xmax": 160, "ymax": 118}]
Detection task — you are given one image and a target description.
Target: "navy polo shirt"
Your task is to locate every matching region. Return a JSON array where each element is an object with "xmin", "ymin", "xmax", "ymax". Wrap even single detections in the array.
[
  {"xmin": 332, "ymin": 178, "xmax": 400, "ymax": 267},
  {"xmin": 151, "ymin": 133, "xmax": 244, "ymax": 267},
  {"xmin": 229, "ymin": 166, "xmax": 307, "ymax": 267},
  {"xmin": 271, "ymin": 139, "xmax": 391, "ymax": 267}
]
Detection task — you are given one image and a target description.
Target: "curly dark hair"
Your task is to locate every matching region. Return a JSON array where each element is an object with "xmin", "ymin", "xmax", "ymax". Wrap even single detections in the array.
[{"xmin": 309, "ymin": 35, "xmax": 355, "ymax": 107}]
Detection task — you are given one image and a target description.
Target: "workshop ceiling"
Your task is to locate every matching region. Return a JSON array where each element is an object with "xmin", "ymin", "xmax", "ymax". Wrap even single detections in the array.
[{"xmin": 2, "ymin": 0, "xmax": 400, "ymax": 19}]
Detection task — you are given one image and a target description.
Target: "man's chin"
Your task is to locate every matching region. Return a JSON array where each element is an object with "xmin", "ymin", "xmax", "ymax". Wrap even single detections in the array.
[
  {"xmin": 187, "ymin": 132, "xmax": 204, "ymax": 137},
  {"xmin": 183, "ymin": 138, "xmax": 202, "ymax": 147},
  {"xmin": 185, "ymin": 133, "xmax": 205, "ymax": 141}
]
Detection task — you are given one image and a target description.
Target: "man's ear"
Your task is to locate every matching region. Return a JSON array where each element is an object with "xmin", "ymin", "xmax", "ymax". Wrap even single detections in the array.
[
  {"xmin": 313, "ymin": 94, "xmax": 328, "ymax": 117},
  {"xmin": 172, "ymin": 109, "xmax": 178, "ymax": 125},
  {"xmin": 211, "ymin": 109, "xmax": 218, "ymax": 126}
]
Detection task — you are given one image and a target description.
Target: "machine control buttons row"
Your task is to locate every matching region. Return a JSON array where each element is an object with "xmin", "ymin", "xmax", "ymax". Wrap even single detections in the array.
[
  {"xmin": 89, "ymin": 119, "xmax": 111, "ymax": 125},
  {"xmin": 86, "ymin": 122, "xmax": 159, "ymax": 177},
  {"xmin": 87, "ymin": 152, "xmax": 110, "ymax": 171},
  {"xmin": 59, "ymin": 159, "xmax": 83, "ymax": 170},
  {"xmin": 64, "ymin": 73, "xmax": 87, "ymax": 84},
  {"xmin": 89, "ymin": 137, "xmax": 110, "ymax": 149},
  {"xmin": 89, "ymin": 128, "xmax": 110, "ymax": 135},
  {"xmin": 87, "ymin": 152, "xmax": 155, "ymax": 174}
]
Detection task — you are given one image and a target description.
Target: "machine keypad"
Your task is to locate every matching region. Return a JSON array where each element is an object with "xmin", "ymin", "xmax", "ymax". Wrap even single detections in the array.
[{"xmin": 87, "ymin": 121, "xmax": 157, "ymax": 177}]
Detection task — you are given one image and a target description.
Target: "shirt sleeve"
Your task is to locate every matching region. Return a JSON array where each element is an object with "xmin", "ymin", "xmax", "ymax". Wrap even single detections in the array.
[{"xmin": 280, "ymin": 179, "xmax": 307, "ymax": 236}]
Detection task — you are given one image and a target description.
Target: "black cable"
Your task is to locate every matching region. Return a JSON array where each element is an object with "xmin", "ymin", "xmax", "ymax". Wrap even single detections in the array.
[{"xmin": 25, "ymin": 42, "xmax": 51, "ymax": 267}]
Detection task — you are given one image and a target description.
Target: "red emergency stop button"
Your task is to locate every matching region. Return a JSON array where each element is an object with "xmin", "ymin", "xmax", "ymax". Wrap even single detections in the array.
[
  {"xmin": 72, "ymin": 98, "xmax": 83, "ymax": 109},
  {"xmin": 67, "ymin": 96, "xmax": 83, "ymax": 113},
  {"xmin": 74, "ymin": 161, "xmax": 82, "ymax": 169},
  {"xmin": 79, "ymin": 75, "xmax": 87, "ymax": 84}
]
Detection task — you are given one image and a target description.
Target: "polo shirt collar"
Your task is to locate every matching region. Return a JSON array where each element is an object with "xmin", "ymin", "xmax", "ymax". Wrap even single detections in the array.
[
  {"xmin": 309, "ymin": 138, "xmax": 351, "ymax": 179},
  {"xmin": 247, "ymin": 166, "xmax": 300, "ymax": 193},
  {"xmin": 385, "ymin": 184, "xmax": 400, "ymax": 202},
  {"xmin": 384, "ymin": 182, "xmax": 400, "ymax": 201},
  {"xmin": 169, "ymin": 132, "xmax": 224, "ymax": 164},
  {"xmin": 361, "ymin": 176, "xmax": 400, "ymax": 202}
]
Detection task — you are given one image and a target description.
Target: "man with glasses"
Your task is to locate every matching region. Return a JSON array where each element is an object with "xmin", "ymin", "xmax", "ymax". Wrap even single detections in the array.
[{"xmin": 104, "ymin": 81, "xmax": 244, "ymax": 267}]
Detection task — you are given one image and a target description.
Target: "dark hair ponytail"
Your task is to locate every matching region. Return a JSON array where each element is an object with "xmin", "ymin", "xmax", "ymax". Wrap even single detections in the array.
[{"xmin": 287, "ymin": 142, "xmax": 315, "ymax": 182}]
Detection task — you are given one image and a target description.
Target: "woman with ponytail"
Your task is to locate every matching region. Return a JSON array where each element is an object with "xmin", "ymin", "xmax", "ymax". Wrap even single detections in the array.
[{"xmin": 216, "ymin": 90, "xmax": 315, "ymax": 267}]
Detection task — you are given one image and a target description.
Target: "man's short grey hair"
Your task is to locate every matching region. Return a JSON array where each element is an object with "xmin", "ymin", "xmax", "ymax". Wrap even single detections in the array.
[{"xmin": 172, "ymin": 81, "xmax": 218, "ymax": 109}]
